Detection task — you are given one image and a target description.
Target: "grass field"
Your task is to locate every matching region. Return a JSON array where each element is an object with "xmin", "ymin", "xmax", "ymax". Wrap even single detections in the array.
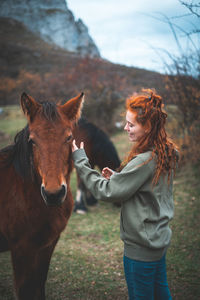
[{"xmin": 0, "ymin": 105, "xmax": 199, "ymax": 299}]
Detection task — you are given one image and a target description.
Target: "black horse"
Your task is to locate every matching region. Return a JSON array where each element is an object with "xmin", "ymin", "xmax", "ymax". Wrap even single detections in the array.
[{"xmin": 73, "ymin": 118, "xmax": 121, "ymax": 214}]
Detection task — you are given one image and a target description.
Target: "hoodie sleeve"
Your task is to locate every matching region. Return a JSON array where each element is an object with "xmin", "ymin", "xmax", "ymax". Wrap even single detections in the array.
[{"xmin": 72, "ymin": 149, "xmax": 154, "ymax": 203}]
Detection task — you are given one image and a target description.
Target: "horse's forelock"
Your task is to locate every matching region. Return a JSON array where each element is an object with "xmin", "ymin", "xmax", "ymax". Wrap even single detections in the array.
[{"xmin": 39, "ymin": 101, "xmax": 60, "ymax": 122}]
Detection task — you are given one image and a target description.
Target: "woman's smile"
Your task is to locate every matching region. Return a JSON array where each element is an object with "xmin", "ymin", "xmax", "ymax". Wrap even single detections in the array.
[{"xmin": 124, "ymin": 110, "xmax": 146, "ymax": 142}]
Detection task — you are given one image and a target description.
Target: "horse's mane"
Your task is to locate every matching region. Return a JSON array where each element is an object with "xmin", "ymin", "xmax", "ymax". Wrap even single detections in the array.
[
  {"xmin": 0, "ymin": 125, "xmax": 33, "ymax": 180},
  {"xmin": 78, "ymin": 118, "xmax": 121, "ymax": 169},
  {"xmin": 0, "ymin": 101, "xmax": 59, "ymax": 180}
]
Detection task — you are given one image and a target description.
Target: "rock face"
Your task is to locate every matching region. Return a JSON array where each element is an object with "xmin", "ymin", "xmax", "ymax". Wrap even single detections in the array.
[{"xmin": 0, "ymin": 0, "xmax": 100, "ymax": 57}]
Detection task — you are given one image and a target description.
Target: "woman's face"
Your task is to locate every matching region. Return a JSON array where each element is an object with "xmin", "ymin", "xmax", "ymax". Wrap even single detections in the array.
[{"xmin": 124, "ymin": 110, "xmax": 146, "ymax": 142}]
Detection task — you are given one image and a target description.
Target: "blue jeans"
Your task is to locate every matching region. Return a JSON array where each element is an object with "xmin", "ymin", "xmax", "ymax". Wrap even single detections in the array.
[{"xmin": 123, "ymin": 255, "xmax": 172, "ymax": 300}]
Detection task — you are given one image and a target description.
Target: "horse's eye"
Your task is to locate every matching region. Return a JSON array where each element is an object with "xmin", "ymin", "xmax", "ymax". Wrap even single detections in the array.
[{"xmin": 66, "ymin": 135, "xmax": 72, "ymax": 143}]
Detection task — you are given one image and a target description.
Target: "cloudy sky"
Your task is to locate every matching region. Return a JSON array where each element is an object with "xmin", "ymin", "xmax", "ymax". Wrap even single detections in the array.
[{"xmin": 67, "ymin": 0, "xmax": 199, "ymax": 74}]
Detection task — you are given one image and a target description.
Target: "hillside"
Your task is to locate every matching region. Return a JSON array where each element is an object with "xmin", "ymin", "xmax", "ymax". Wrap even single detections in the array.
[
  {"xmin": 0, "ymin": 17, "xmax": 83, "ymax": 77},
  {"xmin": 0, "ymin": 17, "xmax": 167, "ymax": 131}
]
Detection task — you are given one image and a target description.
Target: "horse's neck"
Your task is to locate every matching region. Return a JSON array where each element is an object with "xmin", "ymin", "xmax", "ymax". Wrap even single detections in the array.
[{"xmin": 0, "ymin": 145, "xmax": 14, "ymax": 167}]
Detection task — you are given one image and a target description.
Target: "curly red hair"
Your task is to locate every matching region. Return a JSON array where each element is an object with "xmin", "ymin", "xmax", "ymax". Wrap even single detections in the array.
[{"xmin": 121, "ymin": 88, "xmax": 179, "ymax": 184}]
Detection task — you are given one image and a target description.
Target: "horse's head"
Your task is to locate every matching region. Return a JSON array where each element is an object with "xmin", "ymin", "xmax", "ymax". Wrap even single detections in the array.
[{"xmin": 21, "ymin": 92, "xmax": 84, "ymax": 206}]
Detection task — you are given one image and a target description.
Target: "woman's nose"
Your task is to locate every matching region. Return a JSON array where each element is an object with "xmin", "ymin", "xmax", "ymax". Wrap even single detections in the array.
[{"xmin": 124, "ymin": 123, "xmax": 129, "ymax": 131}]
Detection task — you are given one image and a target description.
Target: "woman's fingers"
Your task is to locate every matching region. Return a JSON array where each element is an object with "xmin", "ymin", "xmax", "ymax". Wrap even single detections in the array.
[
  {"xmin": 71, "ymin": 140, "xmax": 84, "ymax": 152},
  {"xmin": 72, "ymin": 140, "xmax": 78, "ymax": 152},
  {"xmin": 102, "ymin": 167, "xmax": 114, "ymax": 179}
]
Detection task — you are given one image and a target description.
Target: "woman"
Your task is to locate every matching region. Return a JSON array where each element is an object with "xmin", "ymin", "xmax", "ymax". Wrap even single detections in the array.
[{"xmin": 72, "ymin": 89, "xmax": 178, "ymax": 300}]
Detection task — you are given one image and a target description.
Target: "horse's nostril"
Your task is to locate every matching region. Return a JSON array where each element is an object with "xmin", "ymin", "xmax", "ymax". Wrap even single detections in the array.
[{"xmin": 41, "ymin": 184, "xmax": 67, "ymax": 206}]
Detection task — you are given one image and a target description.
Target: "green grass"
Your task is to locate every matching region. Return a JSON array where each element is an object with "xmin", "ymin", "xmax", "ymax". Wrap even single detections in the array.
[
  {"xmin": 0, "ymin": 105, "xmax": 26, "ymax": 148},
  {"xmin": 46, "ymin": 202, "xmax": 126, "ymax": 300},
  {"xmin": 0, "ymin": 105, "xmax": 26, "ymax": 136},
  {"xmin": 167, "ymin": 166, "xmax": 200, "ymax": 299},
  {"xmin": 0, "ymin": 105, "xmax": 200, "ymax": 299}
]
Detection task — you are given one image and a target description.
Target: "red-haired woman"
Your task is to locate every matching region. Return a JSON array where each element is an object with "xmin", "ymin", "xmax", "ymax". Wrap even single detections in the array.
[{"xmin": 72, "ymin": 89, "xmax": 178, "ymax": 300}]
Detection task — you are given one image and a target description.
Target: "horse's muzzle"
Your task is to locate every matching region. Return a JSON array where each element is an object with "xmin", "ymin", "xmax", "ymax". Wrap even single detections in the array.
[{"xmin": 41, "ymin": 184, "xmax": 67, "ymax": 206}]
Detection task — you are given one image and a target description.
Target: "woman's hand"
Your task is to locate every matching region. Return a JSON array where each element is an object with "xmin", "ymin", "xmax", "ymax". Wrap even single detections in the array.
[
  {"xmin": 102, "ymin": 167, "xmax": 114, "ymax": 179},
  {"xmin": 72, "ymin": 140, "xmax": 84, "ymax": 152}
]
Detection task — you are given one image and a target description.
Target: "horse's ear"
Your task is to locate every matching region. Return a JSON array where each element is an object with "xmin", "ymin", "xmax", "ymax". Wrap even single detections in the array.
[
  {"xmin": 21, "ymin": 92, "xmax": 40, "ymax": 122},
  {"xmin": 61, "ymin": 93, "xmax": 84, "ymax": 121}
]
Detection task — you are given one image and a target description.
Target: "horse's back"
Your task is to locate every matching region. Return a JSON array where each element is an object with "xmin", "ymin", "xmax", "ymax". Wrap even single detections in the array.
[{"xmin": 74, "ymin": 118, "xmax": 121, "ymax": 170}]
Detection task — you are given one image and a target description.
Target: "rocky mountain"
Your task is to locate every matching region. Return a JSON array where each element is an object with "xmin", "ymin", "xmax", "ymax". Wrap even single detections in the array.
[{"xmin": 0, "ymin": 0, "xmax": 100, "ymax": 58}]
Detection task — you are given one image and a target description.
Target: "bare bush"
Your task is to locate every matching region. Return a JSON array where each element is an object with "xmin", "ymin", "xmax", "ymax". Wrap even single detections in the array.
[{"xmin": 161, "ymin": 1, "xmax": 200, "ymax": 165}]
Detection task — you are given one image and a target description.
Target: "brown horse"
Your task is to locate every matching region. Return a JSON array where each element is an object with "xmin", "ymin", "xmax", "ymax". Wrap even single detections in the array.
[{"xmin": 0, "ymin": 92, "xmax": 84, "ymax": 300}]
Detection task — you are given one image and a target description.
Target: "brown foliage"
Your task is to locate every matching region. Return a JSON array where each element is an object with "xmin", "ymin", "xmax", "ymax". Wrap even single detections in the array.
[{"xmin": 164, "ymin": 74, "xmax": 200, "ymax": 166}]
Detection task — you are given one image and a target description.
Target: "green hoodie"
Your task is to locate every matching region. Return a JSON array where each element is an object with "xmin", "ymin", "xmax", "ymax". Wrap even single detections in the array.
[{"xmin": 72, "ymin": 149, "xmax": 174, "ymax": 262}]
